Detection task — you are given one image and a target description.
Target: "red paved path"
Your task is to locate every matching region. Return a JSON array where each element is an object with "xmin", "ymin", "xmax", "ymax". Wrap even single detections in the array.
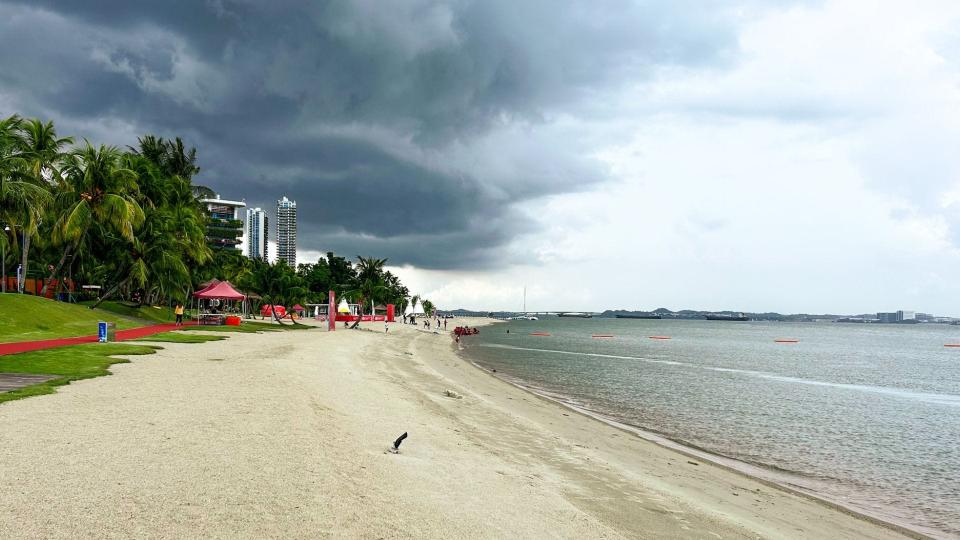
[{"xmin": 0, "ymin": 322, "xmax": 196, "ymax": 356}]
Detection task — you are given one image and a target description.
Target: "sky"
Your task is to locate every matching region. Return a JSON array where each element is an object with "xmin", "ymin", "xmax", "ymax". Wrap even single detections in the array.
[{"xmin": 3, "ymin": 0, "xmax": 960, "ymax": 315}]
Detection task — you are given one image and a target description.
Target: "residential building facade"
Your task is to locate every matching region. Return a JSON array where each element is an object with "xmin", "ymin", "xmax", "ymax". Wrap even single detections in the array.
[
  {"xmin": 245, "ymin": 207, "xmax": 268, "ymax": 260},
  {"xmin": 199, "ymin": 195, "xmax": 246, "ymax": 250},
  {"xmin": 276, "ymin": 196, "xmax": 297, "ymax": 266}
]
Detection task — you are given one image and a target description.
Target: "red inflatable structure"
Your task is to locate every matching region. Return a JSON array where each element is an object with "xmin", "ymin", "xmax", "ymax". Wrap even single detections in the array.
[{"xmin": 261, "ymin": 304, "xmax": 286, "ymax": 318}]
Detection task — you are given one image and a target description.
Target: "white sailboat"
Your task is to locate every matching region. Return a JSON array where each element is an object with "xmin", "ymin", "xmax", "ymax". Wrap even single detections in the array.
[{"xmin": 510, "ymin": 286, "xmax": 538, "ymax": 320}]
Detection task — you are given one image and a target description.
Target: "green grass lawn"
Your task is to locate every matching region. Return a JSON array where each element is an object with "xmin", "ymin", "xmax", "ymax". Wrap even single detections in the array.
[
  {"xmin": 77, "ymin": 300, "xmax": 177, "ymax": 323},
  {"xmin": 0, "ymin": 294, "xmax": 145, "ymax": 343},
  {"xmin": 135, "ymin": 332, "xmax": 227, "ymax": 343},
  {"xmin": 0, "ymin": 343, "xmax": 159, "ymax": 404}
]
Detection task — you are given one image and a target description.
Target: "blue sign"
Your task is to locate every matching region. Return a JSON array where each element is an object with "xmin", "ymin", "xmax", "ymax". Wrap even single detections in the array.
[{"xmin": 98, "ymin": 322, "xmax": 108, "ymax": 343}]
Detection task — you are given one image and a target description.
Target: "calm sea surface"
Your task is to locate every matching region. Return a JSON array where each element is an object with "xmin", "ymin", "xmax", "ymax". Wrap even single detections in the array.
[{"xmin": 461, "ymin": 318, "xmax": 960, "ymax": 538}]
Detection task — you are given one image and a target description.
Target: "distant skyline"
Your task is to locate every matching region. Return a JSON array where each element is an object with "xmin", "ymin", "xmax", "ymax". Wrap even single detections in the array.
[{"xmin": 3, "ymin": 1, "xmax": 960, "ymax": 313}]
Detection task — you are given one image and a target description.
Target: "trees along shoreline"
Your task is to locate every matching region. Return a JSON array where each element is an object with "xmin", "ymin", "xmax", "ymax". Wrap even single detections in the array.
[{"xmin": 0, "ymin": 114, "xmax": 430, "ymax": 316}]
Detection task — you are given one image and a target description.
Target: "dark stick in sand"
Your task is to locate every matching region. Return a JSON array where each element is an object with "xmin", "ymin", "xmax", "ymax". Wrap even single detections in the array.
[{"xmin": 391, "ymin": 432, "xmax": 408, "ymax": 453}]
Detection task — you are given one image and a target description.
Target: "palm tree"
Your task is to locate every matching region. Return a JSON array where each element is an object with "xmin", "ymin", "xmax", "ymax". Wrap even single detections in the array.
[
  {"xmin": 355, "ymin": 256, "xmax": 387, "ymax": 283},
  {"xmin": 90, "ymin": 208, "xmax": 190, "ymax": 309},
  {"xmin": 19, "ymin": 119, "xmax": 71, "ymax": 294},
  {"xmin": 132, "ymin": 135, "xmax": 200, "ymax": 180},
  {"xmin": 163, "ymin": 137, "xmax": 200, "ymax": 180},
  {"xmin": 44, "ymin": 143, "xmax": 144, "ymax": 301},
  {"xmin": 345, "ymin": 277, "xmax": 389, "ymax": 317},
  {"xmin": 122, "ymin": 152, "xmax": 210, "ymax": 302},
  {"xmin": 0, "ymin": 114, "xmax": 27, "ymax": 292},
  {"xmin": 348, "ymin": 256, "xmax": 391, "ymax": 317},
  {"xmin": 240, "ymin": 259, "xmax": 306, "ymax": 324}
]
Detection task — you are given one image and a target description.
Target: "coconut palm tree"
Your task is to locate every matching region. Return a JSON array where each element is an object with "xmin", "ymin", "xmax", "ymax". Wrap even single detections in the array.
[
  {"xmin": 0, "ymin": 114, "xmax": 27, "ymax": 292},
  {"xmin": 345, "ymin": 277, "xmax": 389, "ymax": 317},
  {"xmin": 90, "ymin": 207, "xmax": 190, "ymax": 309},
  {"xmin": 18, "ymin": 119, "xmax": 71, "ymax": 293},
  {"xmin": 132, "ymin": 135, "xmax": 200, "ymax": 181},
  {"xmin": 355, "ymin": 256, "xmax": 387, "ymax": 283},
  {"xmin": 240, "ymin": 259, "xmax": 306, "ymax": 324},
  {"xmin": 43, "ymin": 143, "xmax": 144, "ymax": 301}
]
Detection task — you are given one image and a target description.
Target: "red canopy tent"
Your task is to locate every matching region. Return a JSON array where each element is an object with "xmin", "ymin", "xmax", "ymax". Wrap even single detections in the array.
[
  {"xmin": 193, "ymin": 281, "xmax": 245, "ymax": 300},
  {"xmin": 192, "ymin": 281, "xmax": 246, "ymax": 325},
  {"xmin": 195, "ymin": 278, "xmax": 221, "ymax": 293}
]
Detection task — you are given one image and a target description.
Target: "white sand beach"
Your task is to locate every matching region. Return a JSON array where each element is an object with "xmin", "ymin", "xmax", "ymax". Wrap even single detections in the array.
[{"xmin": 0, "ymin": 319, "xmax": 916, "ymax": 539}]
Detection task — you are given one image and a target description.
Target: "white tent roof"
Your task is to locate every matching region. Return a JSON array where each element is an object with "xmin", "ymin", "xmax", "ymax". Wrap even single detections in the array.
[
  {"xmin": 403, "ymin": 301, "xmax": 413, "ymax": 316},
  {"xmin": 412, "ymin": 300, "xmax": 425, "ymax": 315},
  {"xmin": 337, "ymin": 298, "xmax": 350, "ymax": 313}
]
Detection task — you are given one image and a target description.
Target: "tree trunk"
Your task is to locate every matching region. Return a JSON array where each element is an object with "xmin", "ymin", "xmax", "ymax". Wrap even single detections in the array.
[
  {"xmin": 40, "ymin": 243, "xmax": 73, "ymax": 297},
  {"xmin": 264, "ymin": 296, "xmax": 286, "ymax": 325},
  {"xmin": 272, "ymin": 301, "xmax": 286, "ymax": 325},
  {"xmin": 91, "ymin": 275, "xmax": 132, "ymax": 309},
  {"xmin": 20, "ymin": 233, "xmax": 29, "ymax": 294}
]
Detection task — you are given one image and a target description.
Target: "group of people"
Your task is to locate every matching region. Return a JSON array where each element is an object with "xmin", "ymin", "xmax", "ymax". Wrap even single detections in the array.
[
  {"xmin": 453, "ymin": 326, "xmax": 479, "ymax": 336},
  {"xmin": 452, "ymin": 325, "xmax": 479, "ymax": 343},
  {"xmin": 404, "ymin": 315, "xmax": 448, "ymax": 332}
]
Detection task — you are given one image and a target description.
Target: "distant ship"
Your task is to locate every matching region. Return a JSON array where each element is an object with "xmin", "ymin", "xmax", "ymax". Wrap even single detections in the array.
[
  {"xmin": 558, "ymin": 312, "xmax": 593, "ymax": 318},
  {"xmin": 705, "ymin": 313, "xmax": 750, "ymax": 321},
  {"xmin": 615, "ymin": 313, "xmax": 662, "ymax": 319}
]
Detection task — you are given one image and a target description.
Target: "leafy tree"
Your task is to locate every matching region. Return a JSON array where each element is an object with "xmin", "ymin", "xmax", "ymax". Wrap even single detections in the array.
[
  {"xmin": 2, "ymin": 114, "xmax": 413, "ymax": 315},
  {"xmin": 14, "ymin": 118, "xmax": 70, "ymax": 289},
  {"xmin": 0, "ymin": 115, "xmax": 44, "ymax": 292},
  {"xmin": 240, "ymin": 259, "xmax": 306, "ymax": 324},
  {"xmin": 46, "ymin": 143, "xmax": 144, "ymax": 302}
]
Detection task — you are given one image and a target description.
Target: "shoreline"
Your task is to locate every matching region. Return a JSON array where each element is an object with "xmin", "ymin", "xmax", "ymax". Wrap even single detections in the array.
[
  {"xmin": 457, "ymin": 346, "xmax": 931, "ymax": 539},
  {"xmin": 0, "ymin": 318, "xmax": 925, "ymax": 538},
  {"xmin": 410, "ymin": 319, "xmax": 917, "ymax": 538}
]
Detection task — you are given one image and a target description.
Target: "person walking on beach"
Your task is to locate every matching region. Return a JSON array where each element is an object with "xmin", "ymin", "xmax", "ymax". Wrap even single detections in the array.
[
  {"xmin": 174, "ymin": 303, "xmax": 184, "ymax": 326},
  {"xmin": 444, "ymin": 319, "xmax": 447, "ymax": 330}
]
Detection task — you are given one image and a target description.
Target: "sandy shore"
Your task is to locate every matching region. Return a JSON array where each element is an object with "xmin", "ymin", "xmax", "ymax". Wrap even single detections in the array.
[{"xmin": 0, "ymin": 319, "xmax": 916, "ymax": 539}]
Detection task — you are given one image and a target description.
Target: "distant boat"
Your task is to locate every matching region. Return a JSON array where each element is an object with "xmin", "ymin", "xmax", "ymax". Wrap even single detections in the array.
[
  {"xmin": 705, "ymin": 313, "xmax": 749, "ymax": 321},
  {"xmin": 615, "ymin": 313, "xmax": 662, "ymax": 319},
  {"xmin": 511, "ymin": 315, "xmax": 539, "ymax": 321},
  {"xmin": 558, "ymin": 312, "xmax": 593, "ymax": 318}
]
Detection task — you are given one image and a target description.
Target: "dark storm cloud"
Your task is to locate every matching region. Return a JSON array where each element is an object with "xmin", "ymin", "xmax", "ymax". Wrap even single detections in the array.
[{"xmin": 0, "ymin": 0, "xmax": 744, "ymax": 268}]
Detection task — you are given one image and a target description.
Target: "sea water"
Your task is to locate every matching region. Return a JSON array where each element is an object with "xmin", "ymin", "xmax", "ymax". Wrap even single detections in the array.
[{"xmin": 461, "ymin": 318, "xmax": 960, "ymax": 538}]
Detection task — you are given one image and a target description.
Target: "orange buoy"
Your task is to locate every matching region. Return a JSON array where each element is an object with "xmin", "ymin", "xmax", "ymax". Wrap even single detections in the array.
[
  {"xmin": 648, "ymin": 336, "xmax": 671, "ymax": 340},
  {"xmin": 592, "ymin": 334, "xmax": 614, "ymax": 339},
  {"xmin": 775, "ymin": 339, "xmax": 799, "ymax": 343},
  {"xmin": 530, "ymin": 332, "xmax": 551, "ymax": 336}
]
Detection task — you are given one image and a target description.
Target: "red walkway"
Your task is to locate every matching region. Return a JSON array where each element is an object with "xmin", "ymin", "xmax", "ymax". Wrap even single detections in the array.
[{"xmin": 0, "ymin": 322, "xmax": 196, "ymax": 357}]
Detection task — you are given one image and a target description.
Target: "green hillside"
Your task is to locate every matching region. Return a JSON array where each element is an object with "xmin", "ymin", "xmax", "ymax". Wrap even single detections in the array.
[
  {"xmin": 0, "ymin": 295, "xmax": 145, "ymax": 343},
  {"xmin": 78, "ymin": 300, "xmax": 177, "ymax": 323}
]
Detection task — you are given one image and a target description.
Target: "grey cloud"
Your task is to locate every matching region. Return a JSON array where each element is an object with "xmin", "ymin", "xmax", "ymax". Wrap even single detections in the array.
[{"xmin": 0, "ymin": 0, "xmax": 744, "ymax": 268}]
